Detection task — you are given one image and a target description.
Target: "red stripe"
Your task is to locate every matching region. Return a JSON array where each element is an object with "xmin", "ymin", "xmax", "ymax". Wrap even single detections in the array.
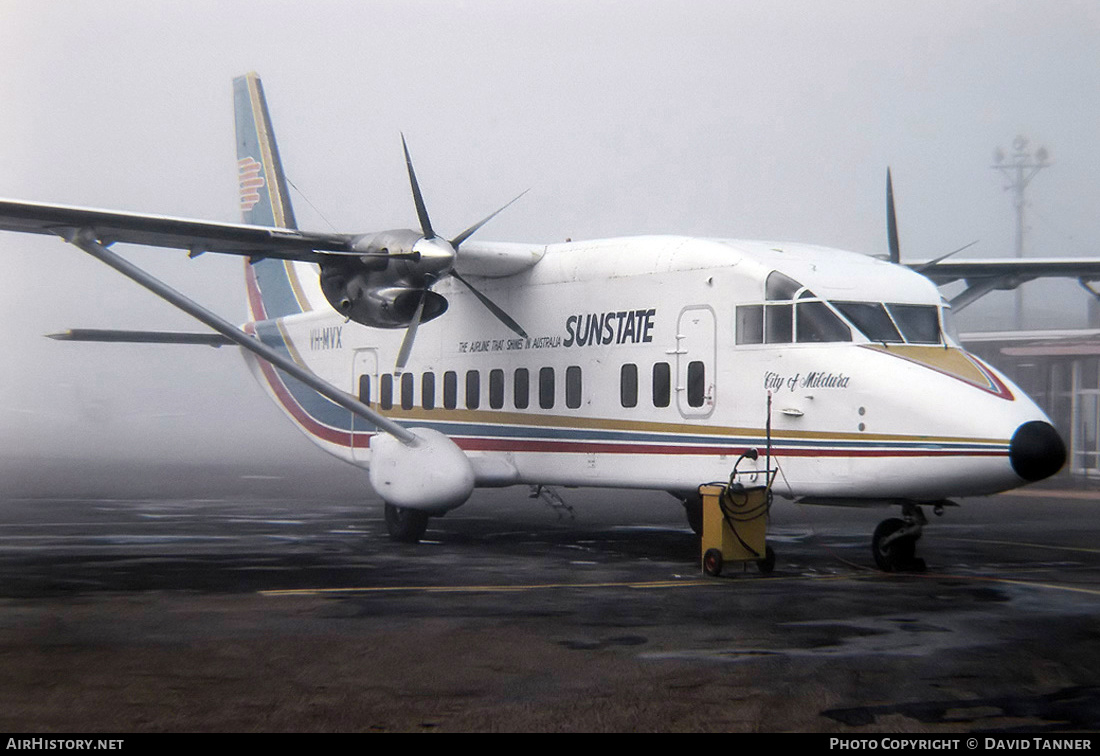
[
  {"xmin": 242, "ymin": 323, "xmax": 1009, "ymax": 463},
  {"xmin": 451, "ymin": 437, "xmax": 1006, "ymax": 458},
  {"xmin": 252, "ymin": 355, "xmax": 1008, "ymax": 461},
  {"xmin": 244, "ymin": 260, "xmax": 268, "ymax": 321}
]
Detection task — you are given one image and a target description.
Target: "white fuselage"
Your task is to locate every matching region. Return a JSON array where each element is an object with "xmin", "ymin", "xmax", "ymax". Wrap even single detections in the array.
[{"xmin": 241, "ymin": 235, "xmax": 1052, "ymax": 505}]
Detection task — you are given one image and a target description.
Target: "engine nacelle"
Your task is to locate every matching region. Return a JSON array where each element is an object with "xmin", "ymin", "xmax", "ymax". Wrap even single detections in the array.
[{"xmin": 318, "ymin": 228, "xmax": 455, "ymax": 328}]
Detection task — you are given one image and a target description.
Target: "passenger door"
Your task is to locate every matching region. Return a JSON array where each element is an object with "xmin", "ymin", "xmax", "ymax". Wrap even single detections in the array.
[{"xmin": 675, "ymin": 306, "xmax": 716, "ymax": 419}]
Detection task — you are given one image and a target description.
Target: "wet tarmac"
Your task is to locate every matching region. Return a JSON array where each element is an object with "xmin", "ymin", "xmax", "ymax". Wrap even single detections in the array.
[{"xmin": 0, "ymin": 459, "xmax": 1097, "ymax": 732}]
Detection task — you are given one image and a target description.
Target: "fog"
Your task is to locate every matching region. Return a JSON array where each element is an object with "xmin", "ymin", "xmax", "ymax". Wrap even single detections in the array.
[{"xmin": 1, "ymin": 0, "xmax": 1098, "ymax": 472}]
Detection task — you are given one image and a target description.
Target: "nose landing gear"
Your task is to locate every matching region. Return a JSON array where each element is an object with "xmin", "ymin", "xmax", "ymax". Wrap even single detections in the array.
[{"xmin": 872, "ymin": 502, "xmax": 930, "ymax": 572}]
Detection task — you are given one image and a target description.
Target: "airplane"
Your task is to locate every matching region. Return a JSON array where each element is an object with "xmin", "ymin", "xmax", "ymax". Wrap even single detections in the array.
[{"xmin": 0, "ymin": 73, "xmax": 1091, "ymax": 573}]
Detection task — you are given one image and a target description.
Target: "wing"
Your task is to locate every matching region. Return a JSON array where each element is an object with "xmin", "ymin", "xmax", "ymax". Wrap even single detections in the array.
[
  {"xmin": 0, "ymin": 198, "xmax": 356, "ymax": 261},
  {"xmin": 917, "ymin": 258, "xmax": 1100, "ymax": 285},
  {"xmin": 912, "ymin": 258, "xmax": 1100, "ymax": 310}
]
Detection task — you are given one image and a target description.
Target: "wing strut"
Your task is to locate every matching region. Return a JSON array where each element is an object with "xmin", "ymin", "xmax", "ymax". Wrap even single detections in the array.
[{"xmin": 58, "ymin": 228, "xmax": 418, "ymax": 446}]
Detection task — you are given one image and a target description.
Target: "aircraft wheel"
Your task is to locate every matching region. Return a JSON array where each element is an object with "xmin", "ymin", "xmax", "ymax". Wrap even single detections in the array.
[
  {"xmin": 872, "ymin": 517, "xmax": 917, "ymax": 572},
  {"xmin": 384, "ymin": 502, "xmax": 429, "ymax": 543},
  {"xmin": 756, "ymin": 545, "xmax": 776, "ymax": 574},
  {"xmin": 703, "ymin": 548, "xmax": 723, "ymax": 577}
]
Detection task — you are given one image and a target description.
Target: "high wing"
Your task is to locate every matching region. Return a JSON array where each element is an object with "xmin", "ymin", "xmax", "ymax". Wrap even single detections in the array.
[
  {"xmin": 0, "ymin": 197, "xmax": 545, "ymax": 276},
  {"xmin": 914, "ymin": 258, "xmax": 1100, "ymax": 310},
  {"xmin": 0, "ymin": 198, "xmax": 355, "ymax": 261}
]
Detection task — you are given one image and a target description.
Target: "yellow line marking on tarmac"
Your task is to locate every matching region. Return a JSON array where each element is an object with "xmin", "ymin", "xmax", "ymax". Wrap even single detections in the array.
[
  {"xmin": 903, "ymin": 571, "xmax": 1100, "ymax": 598},
  {"xmin": 259, "ymin": 573, "xmax": 855, "ymax": 597},
  {"xmin": 943, "ymin": 536, "xmax": 1100, "ymax": 556},
  {"xmin": 998, "ymin": 488, "xmax": 1100, "ymax": 500},
  {"xmin": 261, "ymin": 579, "xmax": 711, "ymax": 596}
]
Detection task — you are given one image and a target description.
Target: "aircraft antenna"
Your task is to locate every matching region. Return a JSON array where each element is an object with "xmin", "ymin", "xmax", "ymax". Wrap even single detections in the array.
[{"xmin": 285, "ymin": 175, "xmax": 340, "ymax": 233}]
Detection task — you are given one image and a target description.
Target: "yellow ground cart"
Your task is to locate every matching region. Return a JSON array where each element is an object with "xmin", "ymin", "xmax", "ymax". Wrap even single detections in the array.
[{"xmin": 700, "ymin": 450, "xmax": 776, "ymax": 577}]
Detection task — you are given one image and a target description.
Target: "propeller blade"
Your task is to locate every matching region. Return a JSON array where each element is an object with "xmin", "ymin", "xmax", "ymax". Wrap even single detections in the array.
[
  {"xmin": 401, "ymin": 133, "xmax": 435, "ymax": 239},
  {"xmin": 395, "ymin": 292, "xmax": 427, "ymax": 371},
  {"xmin": 887, "ymin": 167, "xmax": 900, "ymax": 264},
  {"xmin": 450, "ymin": 189, "xmax": 531, "ymax": 250},
  {"xmin": 915, "ymin": 240, "xmax": 980, "ymax": 273},
  {"xmin": 452, "ymin": 271, "xmax": 528, "ymax": 339}
]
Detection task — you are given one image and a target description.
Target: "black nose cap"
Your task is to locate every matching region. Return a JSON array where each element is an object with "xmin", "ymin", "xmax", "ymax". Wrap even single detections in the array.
[{"xmin": 1010, "ymin": 421, "xmax": 1066, "ymax": 482}]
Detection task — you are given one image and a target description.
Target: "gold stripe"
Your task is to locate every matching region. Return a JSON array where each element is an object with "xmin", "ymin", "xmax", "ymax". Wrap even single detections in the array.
[
  {"xmin": 863, "ymin": 345, "xmax": 991, "ymax": 387},
  {"xmin": 247, "ymin": 74, "xmax": 312, "ymax": 313}
]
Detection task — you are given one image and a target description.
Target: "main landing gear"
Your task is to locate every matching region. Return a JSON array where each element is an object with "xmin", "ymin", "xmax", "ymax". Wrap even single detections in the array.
[
  {"xmin": 384, "ymin": 503, "xmax": 430, "ymax": 543},
  {"xmin": 872, "ymin": 502, "xmax": 939, "ymax": 572}
]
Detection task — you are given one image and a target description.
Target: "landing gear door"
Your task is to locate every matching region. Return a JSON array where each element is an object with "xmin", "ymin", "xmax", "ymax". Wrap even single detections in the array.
[
  {"xmin": 676, "ymin": 306, "xmax": 716, "ymax": 419},
  {"xmin": 352, "ymin": 349, "xmax": 379, "ymax": 463}
]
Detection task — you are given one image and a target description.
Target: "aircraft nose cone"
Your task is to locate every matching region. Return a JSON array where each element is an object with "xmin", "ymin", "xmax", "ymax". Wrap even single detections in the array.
[{"xmin": 1009, "ymin": 421, "xmax": 1066, "ymax": 482}]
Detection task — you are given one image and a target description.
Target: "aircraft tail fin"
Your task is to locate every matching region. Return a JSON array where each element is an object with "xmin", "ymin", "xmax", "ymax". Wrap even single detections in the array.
[
  {"xmin": 233, "ymin": 73, "xmax": 310, "ymax": 321},
  {"xmin": 233, "ymin": 72, "xmax": 298, "ymax": 229}
]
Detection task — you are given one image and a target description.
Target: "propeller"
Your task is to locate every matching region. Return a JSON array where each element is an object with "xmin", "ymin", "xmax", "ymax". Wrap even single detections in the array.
[{"xmin": 394, "ymin": 135, "xmax": 528, "ymax": 371}]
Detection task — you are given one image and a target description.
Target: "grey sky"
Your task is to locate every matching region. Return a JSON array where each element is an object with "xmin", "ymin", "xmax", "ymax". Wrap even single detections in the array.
[{"xmin": 1, "ymin": 0, "xmax": 1098, "ymax": 466}]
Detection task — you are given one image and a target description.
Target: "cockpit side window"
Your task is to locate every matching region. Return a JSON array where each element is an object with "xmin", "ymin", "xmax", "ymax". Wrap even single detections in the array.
[
  {"xmin": 886, "ymin": 304, "xmax": 941, "ymax": 344},
  {"xmin": 736, "ymin": 272, "xmax": 851, "ymax": 345}
]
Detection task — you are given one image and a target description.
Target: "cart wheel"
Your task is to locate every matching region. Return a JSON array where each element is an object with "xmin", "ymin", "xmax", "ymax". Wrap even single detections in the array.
[
  {"xmin": 757, "ymin": 545, "xmax": 776, "ymax": 574},
  {"xmin": 703, "ymin": 548, "xmax": 723, "ymax": 577}
]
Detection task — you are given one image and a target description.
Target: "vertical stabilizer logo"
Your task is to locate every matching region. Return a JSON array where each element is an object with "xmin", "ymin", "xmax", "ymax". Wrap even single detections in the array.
[{"xmin": 238, "ymin": 156, "xmax": 265, "ymax": 212}]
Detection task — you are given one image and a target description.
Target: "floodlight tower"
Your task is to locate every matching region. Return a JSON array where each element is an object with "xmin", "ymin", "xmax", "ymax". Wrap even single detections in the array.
[{"xmin": 993, "ymin": 135, "xmax": 1050, "ymax": 329}]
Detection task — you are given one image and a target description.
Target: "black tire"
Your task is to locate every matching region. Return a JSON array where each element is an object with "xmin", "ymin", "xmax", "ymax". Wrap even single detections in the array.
[
  {"xmin": 385, "ymin": 503, "xmax": 429, "ymax": 543},
  {"xmin": 703, "ymin": 548, "xmax": 723, "ymax": 577},
  {"xmin": 872, "ymin": 517, "xmax": 916, "ymax": 572},
  {"xmin": 757, "ymin": 545, "xmax": 776, "ymax": 574}
]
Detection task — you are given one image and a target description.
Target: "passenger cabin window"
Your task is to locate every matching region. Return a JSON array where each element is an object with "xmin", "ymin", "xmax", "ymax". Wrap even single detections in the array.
[
  {"xmin": 466, "ymin": 370, "xmax": 480, "ymax": 410},
  {"xmin": 422, "ymin": 372, "xmax": 435, "ymax": 410},
  {"xmin": 401, "ymin": 372, "xmax": 414, "ymax": 410},
  {"xmin": 687, "ymin": 361, "xmax": 706, "ymax": 407},
  {"xmin": 489, "ymin": 369, "xmax": 505, "ymax": 409},
  {"xmin": 539, "ymin": 367, "xmax": 555, "ymax": 409},
  {"xmin": 514, "ymin": 368, "xmax": 530, "ymax": 409},
  {"xmin": 566, "ymin": 366, "xmax": 582, "ymax": 409},
  {"xmin": 653, "ymin": 362, "xmax": 671, "ymax": 407},
  {"xmin": 380, "ymin": 374, "xmax": 394, "ymax": 410},
  {"xmin": 443, "ymin": 371, "xmax": 458, "ymax": 409},
  {"xmin": 620, "ymin": 364, "xmax": 639, "ymax": 408},
  {"xmin": 358, "ymin": 375, "xmax": 371, "ymax": 405}
]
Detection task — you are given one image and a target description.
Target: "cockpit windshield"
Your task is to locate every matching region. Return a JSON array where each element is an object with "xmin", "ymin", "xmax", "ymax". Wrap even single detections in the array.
[
  {"xmin": 885, "ymin": 304, "xmax": 941, "ymax": 344},
  {"xmin": 832, "ymin": 302, "xmax": 903, "ymax": 343},
  {"xmin": 735, "ymin": 272, "xmax": 853, "ymax": 344},
  {"xmin": 833, "ymin": 301, "xmax": 942, "ymax": 344},
  {"xmin": 735, "ymin": 272, "xmax": 946, "ymax": 347}
]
